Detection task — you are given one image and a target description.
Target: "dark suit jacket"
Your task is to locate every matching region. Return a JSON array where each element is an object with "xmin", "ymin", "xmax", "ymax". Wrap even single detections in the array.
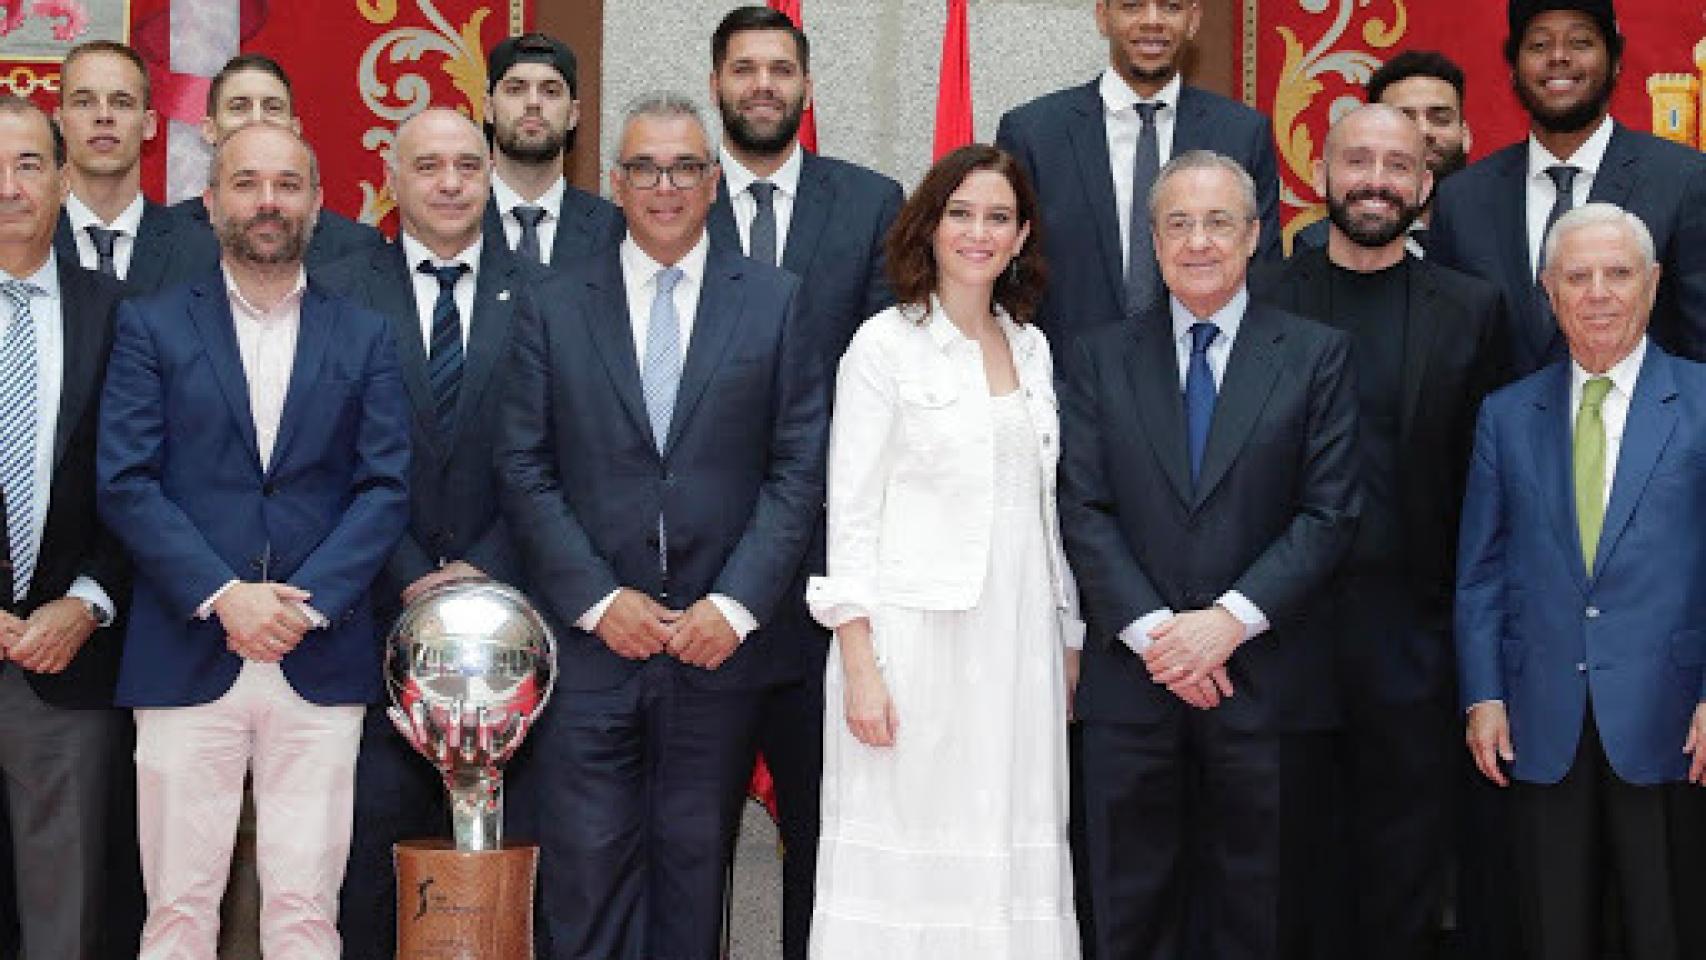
[
  {"xmin": 1252, "ymin": 248, "xmax": 1509, "ymax": 702},
  {"xmin": 172, "ymin": 195, "xmax": 388, "ymax": 272},
  {"xmin": 497, "ymin": 243, "xmax": 828, "ymax": 694},
  {"xmin": 0, "ymin": 260, "xmax": 130, "ymax": 709},
  {"xmin": 482, "ymin": 185, "xmax": 623, "ymax": 265},
  {"xmin": 53, "ymin": 201, "xmax": 208, "ymax": 296},
  {"xmin": 1430, "ymin": 122, "xmax": 1706, "ymax": 375},
  {"xmin": 1457, "ymin": 345, "xmax": 1706, "ymax": 785},
  {"xmin": 1059, "ymin": 301, "xmax": 1360, "ymax": 731},
  {"xmin": 316, "ymin": 238, "xmax": 528, "ymax": 617},
  {"xmin": 996, "ymin": 79, "xmax": 1283, "ymax": 346},
  {"xmin": 97, "ymin": 274, "xmax": 411, "ymax": 707},
  {"xmin": 709, "ymin": 150, "xmax": 902, "ymax": 685}
]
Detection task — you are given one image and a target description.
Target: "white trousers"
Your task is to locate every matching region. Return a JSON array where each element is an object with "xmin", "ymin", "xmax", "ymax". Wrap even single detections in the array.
[{"xmin": 135, "ymin": 661, "xmax": 363, "ymax": 960}]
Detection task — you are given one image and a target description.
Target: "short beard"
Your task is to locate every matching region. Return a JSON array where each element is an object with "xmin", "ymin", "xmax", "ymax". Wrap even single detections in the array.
[
  {"xmin": 219, "ymin": 211, "xmax": 309, "ymax": 265},
  {"xmin": 1428, "ymin": 143, "xmax": 1468, "ymax": 185},
  {"xmin": 1515, "ymin": 70, "xmax": 1615, "ymax": 135},
  {"xmin": 1121, "ymin": 61, "xmax": 1177, "ymax": 92},
  {"xmin": 1326, "ymin": 183, "xmax": 1423, "ymax": 249},
  {"xmin": 495, "ymin": 123, "xmax": 568, "ymax": 166},
  {"xmin": 719, "ymin": 93, "xmax": 805, "ymax": 157}
]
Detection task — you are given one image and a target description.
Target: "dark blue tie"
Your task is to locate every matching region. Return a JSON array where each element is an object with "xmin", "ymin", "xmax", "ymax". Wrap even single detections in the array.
[
  {"xmin": 418, "ymin": 261, "xmax": 468, "ymax": 438},
  {"xmin": 513, "ymin": 205, "xmax": 546, "ymax": 264},
  {"xmin": 1185, "ymin": 321, "xmax": 1219, "ymax": 487}
]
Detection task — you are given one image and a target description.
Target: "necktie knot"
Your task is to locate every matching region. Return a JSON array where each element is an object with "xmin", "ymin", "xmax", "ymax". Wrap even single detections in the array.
[
  {"xmin": 418, "ymin": 261, "xmax": 468, "ymax": 293},
  {"xmin": 655, "ymin": 265, "xmax": 684, "ymax": 296},
  {"xmin": 1545, "ymin": 164, "xmax": 1580, "ymax": 197},
  {"xmin": 0, "ymin": 280, "xmax": 32, "ymax": 313},
  {"xmin": 1581, "ymin": 375, "xmax": 1612, "ymax": 413},
  {"xmin": 1189, "ymin": 321, "xmax": 1219, "ymax": 356},
  {"xmin": 749, "ymin": 180, "xmax": 777, "ymax": 209},
  {"xmin": 513, "ymin": 204, "xmax": 547, "ymax": 229},
  {"xmin": 1135, "ymin": 101, "xmax": 1163, "ymax": 125},
  {"xmin": 86, "ymin": 224, "xmax": 119, "ymax": 254}
]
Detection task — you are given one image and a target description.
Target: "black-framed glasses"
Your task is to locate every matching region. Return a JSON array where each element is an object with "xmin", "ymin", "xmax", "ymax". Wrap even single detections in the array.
[{"xmin": 619, "ymin": 159, "xmax": 713, "ymax": 190}]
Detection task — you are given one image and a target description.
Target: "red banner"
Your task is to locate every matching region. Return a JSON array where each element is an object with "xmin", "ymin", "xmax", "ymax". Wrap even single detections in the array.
[{"xmin": 1239, "ymin": 0, "xmax": 1706, "ymax": 248}]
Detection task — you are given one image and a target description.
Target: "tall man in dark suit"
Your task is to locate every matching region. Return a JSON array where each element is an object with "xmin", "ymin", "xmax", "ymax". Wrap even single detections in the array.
[
  {"xmin": 1254, "ymin": 105, "xmax": 1508, "ymax": 960},
  {"xmin": 52, "ymin": 42, "xmax": 203, "ymax": 294},
  {"xmin": 1431, "ymin": 0, "xmax": 1706, "ymax": 375},
  {"xmin": 482, "ymin": 33, "xmax": 623, "ymax": 265},
  {"xmin": 1059, "ymin": 150, "xmax": 1359, "ymax": 960},
  {"xmin": 704, "ymin": 9, "xmax": 902, "ymax": 958},
  {"xmin": 319, "ymin": 107, "xmax": 527, "ymax": 960},
  {"xmin": 1457, "ymin": 203, "xmax": 1706, "ymax": 960},
  {"xmin": 0, "ymin": 94, "xmax": 129, "ymax": 960},
  {"xmin": 173, "ymin": 53, "xmax": 387, "ymax": 272},
  {"xmin": 997, "ymin": 0, "xmax": 1281, "ymax": 345},
  {"xmin": 497, "ymin": 93, "xmax": 826, "ymax": 960},
  {"xmin": 97, "ymin": 122, "xmax": 410, "ymax": 956}
]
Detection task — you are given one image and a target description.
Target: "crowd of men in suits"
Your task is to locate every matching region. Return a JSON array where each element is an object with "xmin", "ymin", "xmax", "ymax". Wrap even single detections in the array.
[{"xmin": 0, "ymin": 0, "xmax": 1701, "ymax": 958}]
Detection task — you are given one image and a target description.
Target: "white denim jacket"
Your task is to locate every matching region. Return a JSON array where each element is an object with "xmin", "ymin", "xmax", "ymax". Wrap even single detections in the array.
[{"xmin": 807, "ymin": 299, "xmax": 1084, "ymax": 649}]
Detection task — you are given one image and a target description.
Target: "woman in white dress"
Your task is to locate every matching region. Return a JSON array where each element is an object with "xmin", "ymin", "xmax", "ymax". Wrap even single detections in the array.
[{"xmin": 806, "ymin": 144, "xmax": 1082, "ymax": 960}]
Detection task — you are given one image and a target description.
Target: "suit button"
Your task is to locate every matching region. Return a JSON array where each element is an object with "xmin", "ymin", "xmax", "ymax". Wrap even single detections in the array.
[
  {"xmin": 645, "ymin": 532, "xmax": 660, "ymax": 549},
  {"xmin": 1585, "ymin": 606, "xmax": 1601, "ymax": 619},
  {"xmin": 262, "ymin": 482, "xmax": 276, "ymax": 496},
  {"xmin": 1576, "ymin": 662, "xmax": 1588, "ymax": 673}
]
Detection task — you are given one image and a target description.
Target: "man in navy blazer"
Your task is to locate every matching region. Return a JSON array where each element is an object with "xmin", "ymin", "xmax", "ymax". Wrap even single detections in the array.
[
  {"xmin": 1430, "ymin": 0, "xmax": 1706, "ymax": 376},
  {"xmin": 318, "ymin": 108, "xmax": 528, "ymax": 960},
  {"xmin": 497, "ymin": 93, "xmax": 826, "ymax": 960},
  {"xmin": 1457, "ymin": 203, "xmax": 1706, "ymax": 960},
  {"xmin": 997, "ymin": 0, "xmax": 1280, "ymax": 346},
  {"xmin": 97, "ymin": 123, "xmax": 410, "ymax": 955},
  {"xmin": 703, "ymin": 9, "xmax": 902, "ymax": 958}
]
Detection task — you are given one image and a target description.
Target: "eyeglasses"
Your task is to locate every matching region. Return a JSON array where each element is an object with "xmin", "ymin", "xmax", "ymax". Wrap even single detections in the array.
[
  {"xmin": 1157, "ymin": 212, "xmax": 1251, "ymax": 242},
  {"xmin": 619, "ymin": 159, "xmax": 713, "ymax": 190}
]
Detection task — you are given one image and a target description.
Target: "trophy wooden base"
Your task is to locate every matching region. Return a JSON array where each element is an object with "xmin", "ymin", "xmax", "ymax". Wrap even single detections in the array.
[{"xmin": 393, "ymin": 838, "xmax": 538, "ymax": 960}]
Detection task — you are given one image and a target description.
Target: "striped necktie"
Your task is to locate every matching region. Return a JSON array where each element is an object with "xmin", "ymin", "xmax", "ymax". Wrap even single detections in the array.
[
  {"xmin": 641, "ymin": 266, "xmax": 685, "ymax": 452},
  {"xmin": 0, "ymin": 281, "xmax": 39, "ymax": 603},
  {"xmin": 418, "ymin": 261, "xmax": 468, "ymax": 439}
]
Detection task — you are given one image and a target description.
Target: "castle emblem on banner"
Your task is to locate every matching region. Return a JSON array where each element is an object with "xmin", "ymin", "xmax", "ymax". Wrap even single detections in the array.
[{"xmin": 1645, "ymin": 38, "xmax": 1706, "ymax": 150}]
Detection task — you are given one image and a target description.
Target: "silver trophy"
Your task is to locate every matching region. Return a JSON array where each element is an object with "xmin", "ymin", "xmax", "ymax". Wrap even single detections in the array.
[{"xmin": 385, "ymin": 580, "xmax": 555, "ymax": 852}]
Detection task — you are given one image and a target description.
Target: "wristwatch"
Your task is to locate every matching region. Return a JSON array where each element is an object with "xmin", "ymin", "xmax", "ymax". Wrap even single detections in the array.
[{"xmin": 75, "ymin": 596, "xmax": 111, "ymax": 627}]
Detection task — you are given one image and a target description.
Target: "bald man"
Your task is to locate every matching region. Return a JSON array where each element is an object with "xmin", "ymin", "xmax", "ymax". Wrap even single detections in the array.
[{"xmin": 317, "ymin": 107, "xmax": 532, "ymax": 960}]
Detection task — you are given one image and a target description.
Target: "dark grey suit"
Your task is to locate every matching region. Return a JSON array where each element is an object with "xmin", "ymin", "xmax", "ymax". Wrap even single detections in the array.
[
  {"xmin": 482, "ymin": 184, "xmax": 623, "ymax": 266},
  {"xmin": 53, "ymin": 202, "xmax": 207, "ymax": 296}
]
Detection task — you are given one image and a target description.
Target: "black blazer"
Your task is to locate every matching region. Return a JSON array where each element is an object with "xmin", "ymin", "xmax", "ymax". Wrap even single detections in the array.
[
  {"xmin": 496, "ymin": 244, "xmax": 829, "ymax": 694},
  {"xmin": 2, "ymin": 260, "xmax": 129, "ymax": 708},
  {"xmin": 171, "ymin": 195, "xmax": 387, "ymax": 272},
  {"xmin": 1058, "ymin": 302, "xmax": 1360, "ymax": 730},
  {"xmin": 1430, "ymin": 122, "xmax": 1706, "ymax": 375},
  {"xmin": 1251, "ymin": 248, "xmax": 1509, "ymax": 702},
  {"xmin": 315, "ymin": 238, "xmax": 530, "ymax": 618},
  {"xmin": 481, "ymin": 184, "xmax": 623, "ymax": 266},
  {"xmin": 53, "ymin": 201, "xmax": 208, "ymax": 296},
  {"xmin": 709, "ymin": 149, "xmax": 902, "ymax": 685},
  {"xmin": 996, "ymin": 79, "xmax": 1283, "ymax": 346}
]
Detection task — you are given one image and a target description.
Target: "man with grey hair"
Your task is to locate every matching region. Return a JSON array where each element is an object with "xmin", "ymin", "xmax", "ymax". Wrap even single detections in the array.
[
  {"xmin": 1457, "ymin": 201, "xmax": 1706, "ymax": 960},
  {"xmin": 1060, "ymin": 148, "xmax": 1360, "ymax": 960},
  {"xmin": 497, "ymin": 93, "xmax": 827, "ymax": 959},
  {"xmin": 97, "ymin": 120, "xmax": 410, "ymax": 957},
  {"xmin": 318, "ymin": 106, "xmax": 531, "ymax": 960}
]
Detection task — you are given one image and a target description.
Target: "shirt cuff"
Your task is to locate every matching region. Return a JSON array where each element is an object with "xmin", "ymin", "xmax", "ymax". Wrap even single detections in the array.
[
  {"xmin": 708, "ymin": 594, "xmax": 758, "ymax": 642},
  {"xmin": 577, "ymin": 589, "xmax": 621, "ymax": 633},
  {"xmin": 66, "ymin": 576, "xmax": 115, "ymax": 628},
  {"xmin": 1120, "ymin": 608, "xmax": 1175, "ymax": 656},
  {"xmin": 1467, "ymin": 699, "xmax": 1505, "ymax": 715},
  {"xmin": 298, "ymin": 602, "xmax": 328, "ymax": 630},
  {"xmin": 197, "ymin": 579, "xmax": 240, "ymax": 621},
  {"xmin": 1217, "ymin": 590, "xmax": 1269, "ymax": 641}
]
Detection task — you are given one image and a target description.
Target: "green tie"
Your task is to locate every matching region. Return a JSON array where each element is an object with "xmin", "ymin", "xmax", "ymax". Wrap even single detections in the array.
[{"xmin": 1573, "ymin": 376, "xmax": 1613, "ymax": 574}]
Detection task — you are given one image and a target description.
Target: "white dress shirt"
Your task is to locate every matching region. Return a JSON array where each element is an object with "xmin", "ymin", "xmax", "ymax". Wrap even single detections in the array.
[
  {"xmin": 1118, "ymin": 287, "xmax": 1270, "ymax": 655},
  {"xmin": 574, "ymin": 231, "xmax": 758, "ymax": 640},
  {"xmin": 1101, "ymin": 68, "xmax": 1182, "ymax": 269},
  {"xmin": 1526, "ymin": 114, "xmax": 1614, "ymax": 278},
  {"xmin": 492, "ymin": 173, "xmax": 565, "ymax": 264},
  {"xmin": 718, "ymin": 143, "xmax": 803, "ymax": 268},
  {"xmin": 0, "ymin": 255, "xmax": 113, "ymax": 621},
  {"xmin": 1570, "ymin": 336, "xmax": 1646, "ymax": 511},
  {"xmin": 64, "ymin": 190, "xmax": 144, "ymax": 279},
  {"xmin": 400, "ymin": 233, "xmax": 481, "ymax": 349}
]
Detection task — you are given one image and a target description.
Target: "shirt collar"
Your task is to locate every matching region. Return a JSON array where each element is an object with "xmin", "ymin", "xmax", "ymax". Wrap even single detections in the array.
[
  {"xmin": 1100, "ymin": 67, "xmax": 1181, "ymax": 117},
  {"xmin": 620, "ymin": 230, "xmax": 710, "ymax": 289},
  {"xmin": 719, "ymin": 142, "xmax": 804, "ymax": 201},
  {"xmin": 222, "ymin": 265, "xmax": 308, "ymax": 322},
  {"xmin": 400, "ymin": 232, "xmax": 482, "ymax": 275},
  {"xmin": 1570, "ymin": 335, "xmax": 1647, "ymax": 403},
  {"xmin": 918, "ymin": 294, "xmax": 1021, "ymax": 353},
  {"xmin": 492, "ymin": 172, "xmax": 566, "ymax": 219},
  {"xmin": 0, "ymin": 251, "xmax": 59, "ymax": 299},
  {"xmin": 1171, "ymin": 286, "xmax": 1248, "ymax": 344},
  {"xmin": 1527, "ymin": 114, "xmax": 1615, "ymax": 181},
  {"xmin": 64, "ymin": 189, "xmax": 145, "ymax": 237}
]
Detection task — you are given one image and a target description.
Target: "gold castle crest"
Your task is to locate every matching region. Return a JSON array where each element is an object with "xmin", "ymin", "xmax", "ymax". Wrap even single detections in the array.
[{"xmin": 1647, "ymin": 37, "xmax": 1706, "ymax": 150}]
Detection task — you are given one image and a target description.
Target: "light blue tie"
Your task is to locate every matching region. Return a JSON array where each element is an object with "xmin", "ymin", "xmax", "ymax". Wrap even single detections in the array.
[
  {"xmin": 641, "ymin": 266, "xmax": 685, "ymax": 452},
  {"xmin": 0, "ymin": 281, "xmax": 39, "ymax": 603}
]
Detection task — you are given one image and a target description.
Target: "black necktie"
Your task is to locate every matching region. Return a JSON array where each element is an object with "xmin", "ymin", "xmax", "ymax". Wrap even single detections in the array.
[
  {"xmin": 1125, "ymin": 101, "xmax": 1164, "ymax": 318},
  {"xmin": 513, "ymin": 205, "xmax": 547, "ymax": 264},
  {"xmin": 418, "ymin": 261, "xmax": 468, "ymax": 438},
  {"xmin": 1537, "ymin": 164, "xmax": 1580, "ymax": 275},
  {"xmin": 86, "ymin": 225, "xmax": 119, "ymax": 278},
  {"xmin": 748, "ymin": 181, "xmax": 778, "ymax": 267}
]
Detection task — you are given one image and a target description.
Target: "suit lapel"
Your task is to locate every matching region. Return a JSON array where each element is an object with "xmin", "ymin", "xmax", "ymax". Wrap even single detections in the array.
[
  {"xmin": 1127, "ymin": 312, "xmax": 1193, "ymax": 506},
  {"xmin": 451, "ymin": 245, "xmax": 521, "ymax": 448},
  {"xmin": 1587, "ymin": 123, "xmax": 1638, "ymax": 208},
  {"xmin": 126, "ymin": 202, "xmax": 174, "ymax": 293},
  {"xmin": 52, "ymin": 261, "xmax": 98, "ymax": 471},
  {"xmin": 781, "ymin": 153, "xmax": 832, "ymax": 276},
  {"xmin": 1066, "ymin": 81, "xmax": 1126, "ymax": 309},
  {"xmin": 373, "ymin": 245, "xmax": 439, "ymax": 458},
  {"xmin": 1528, "ymin": 364, "xmax": 1587, "ymax": 591},
  {"xmin": 584, "ymin": 249, "xmax": 655, "ymax": 445},
  {"xmin": 1593, "ymin": 347, "xmax": 1676, "ymax": 576},
  {"xmin": 1169, "ymin": 86, "xmax": 1209, "ymax": 154},
  {"xmin": 709, "ymin": 178, "xmax": 741, "ymax": 253},
  {"xmin": 1193, "ymin": 307, "xmax": 1282, "ymax": 508},
  {"xmin": 52, "ymin": 212, "xmax": 78, "ymax": 269},
  {"xmin": 188, "ymin": 279, "xmax": 262, "ymax": 470},
  {"xmin": 270, "ymin": 287, "xmax": 333, "ymax": 475},
  {"xmin": 1486, "ymin": 148, "xmax": 1557, "ymax": 363},
  {"xmin": 1399, "ymin": 262, "xmax": 1442, "ymax": 443},
  {"xmin": 667, "ymin": 248, "xmax": 745, "ymax": 453}
]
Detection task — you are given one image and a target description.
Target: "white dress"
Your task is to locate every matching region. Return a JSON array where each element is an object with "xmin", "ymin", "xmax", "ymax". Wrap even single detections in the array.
[{"xmin": 811, "ymin": 390, "xmax": 1079, "ymax": 960}]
